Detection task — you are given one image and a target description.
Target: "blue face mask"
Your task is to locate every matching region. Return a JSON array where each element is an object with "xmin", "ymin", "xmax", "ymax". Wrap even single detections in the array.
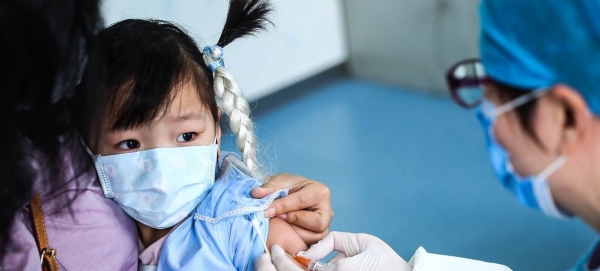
[
  {"xmin": 92, "ymin": 144, "xmax": 218, "ymax": 229},
  {"xmin": 477, "ymin": 89, "xmax": 571, "ymax": 219}
]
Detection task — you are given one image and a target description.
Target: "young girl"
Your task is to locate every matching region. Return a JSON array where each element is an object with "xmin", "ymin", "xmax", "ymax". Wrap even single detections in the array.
[{"xmin": 77, "ymin": 1, "xmax": 308, "ymax": 270}]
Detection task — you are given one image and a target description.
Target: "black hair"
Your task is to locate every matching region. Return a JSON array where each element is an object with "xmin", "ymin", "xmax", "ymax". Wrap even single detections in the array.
[
  {"xmin": 74, "ymin": 19, "xmax": 219, "ymax": 142},
  {"xmin": 494, "ymin": 81, "xmax": 545, "ymax": 147},
  {"xmin": 76, "ymin": 0, "xmax": 273, "ymax": 147},
  {"xmin": 217, "ymin": 0, "xmax": 273, "ymax": 47},
  {"xmin": 0, "ymin": 0, "xmax": 102, "ymax": 257}
]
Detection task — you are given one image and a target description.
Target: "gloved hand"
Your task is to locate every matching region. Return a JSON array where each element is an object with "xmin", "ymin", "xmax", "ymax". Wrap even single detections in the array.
[
  {"xmin": 255, "ymin": 245, "xmax": 304, "ymax": 271},
  {"xmin": 301, "ymin": 231, "xmax": 412, "ymax": 271}
]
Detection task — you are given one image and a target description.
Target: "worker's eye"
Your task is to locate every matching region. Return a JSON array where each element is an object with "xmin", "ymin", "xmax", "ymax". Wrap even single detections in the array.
[
  {"xmin": 176, "ymin": 132, "xmax": 197, "ymax": 142},
  {"xmin": 117, "ymin": 140, "xmax": 140, "ymax": 150}
]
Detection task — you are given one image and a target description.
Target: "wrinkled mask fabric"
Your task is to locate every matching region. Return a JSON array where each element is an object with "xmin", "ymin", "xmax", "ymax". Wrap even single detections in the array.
[{"xmin": 92, "ymin": 145, "xmax": 218, "ymax": 228}]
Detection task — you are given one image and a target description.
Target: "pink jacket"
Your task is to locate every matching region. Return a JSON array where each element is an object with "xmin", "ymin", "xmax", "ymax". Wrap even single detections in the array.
[{"xmin": 1, "ymin": 140, "xmax": 138, "ymax": 271}]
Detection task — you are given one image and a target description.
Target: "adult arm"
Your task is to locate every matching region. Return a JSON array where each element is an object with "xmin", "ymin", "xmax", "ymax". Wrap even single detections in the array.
[{"xmin": 252, "ymin": 173, "xmax": 333, "ymax": 245}]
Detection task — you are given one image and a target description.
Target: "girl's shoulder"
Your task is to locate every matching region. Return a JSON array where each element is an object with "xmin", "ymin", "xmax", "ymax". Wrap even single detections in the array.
[
  {"xmin": 194, "ymin": 152, "xmax": 287, "ymax": 223},
  {"xmin": 158, "ymin": 153, "xmax": 287, "ymax": 271}
]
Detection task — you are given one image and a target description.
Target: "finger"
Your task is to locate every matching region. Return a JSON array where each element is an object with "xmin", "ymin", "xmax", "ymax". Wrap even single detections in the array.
[
  {"xmin": 320, "ymin": 256, "xmax": 364, "ymax": 271},
  {"xmin": 255, "ymin": 253, "xmax": 277, "ymax": 271},
  {"xmin": 330, "ymin": 232, "xmax": 365, "ymax": 257},
  {"xmin": 301, "ymin": 231, "xmax": 336, "ymax": 260},
  {"xmin": 303, "ymin": 232, "xmax": 365, "ymax": 260},
  {"xmin": 256, "ymin": 173, "xmax": 299, "ymax": 194},
  {"xmin": 268, "ymin": 183, "xmax": 331, "ymax": 218},
  {"xmin": 285, "ymin": 209, "xmax": 331, "ymax": 233},
  {"xmin": 252, "ymin": 173, "xmax": 302, "ymax": 199},
  {"xmin": 270, "ymin": 245, "xmax": 304, "ymax": 271},
  {"xmin": 251, "ymin": 186, "xmax": 275, "ymax": 199},
  {"xmin": 289, "ymin": 223, "xmax": 329, "ymax": 246}
]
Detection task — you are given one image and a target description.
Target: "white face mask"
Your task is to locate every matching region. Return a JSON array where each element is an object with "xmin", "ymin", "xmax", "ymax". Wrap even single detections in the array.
[{"xmin": 91, "ymin": 144, "xmax": 218, "ymax": 229}]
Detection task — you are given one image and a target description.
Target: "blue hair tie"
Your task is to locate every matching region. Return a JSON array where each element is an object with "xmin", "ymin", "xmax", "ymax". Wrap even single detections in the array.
[{"xmin": 203, "ymin": 45, "xmax": 225, "ymax": 73}]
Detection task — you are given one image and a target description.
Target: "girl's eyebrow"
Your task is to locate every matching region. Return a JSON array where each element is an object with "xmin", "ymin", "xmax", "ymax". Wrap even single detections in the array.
[{"xmin": 172, "ymin": 112, "xmax": 205, "ymax": 122}]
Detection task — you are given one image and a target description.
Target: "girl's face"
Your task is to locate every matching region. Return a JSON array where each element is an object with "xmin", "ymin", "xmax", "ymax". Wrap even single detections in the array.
[{"xmin": 94, "ymin": 81, "xmax": 221, "ymax": 156}]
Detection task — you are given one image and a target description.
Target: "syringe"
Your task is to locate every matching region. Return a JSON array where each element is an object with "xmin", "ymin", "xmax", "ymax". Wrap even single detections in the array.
[{"xmin": 293, "ymin": 255, "xmax": 327, "ymax": 271}]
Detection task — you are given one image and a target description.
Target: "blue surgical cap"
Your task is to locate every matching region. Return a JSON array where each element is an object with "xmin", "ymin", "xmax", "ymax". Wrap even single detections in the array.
[{"xmin": 480, "ymin": 0, "xmax": 600, "ymax": 114}]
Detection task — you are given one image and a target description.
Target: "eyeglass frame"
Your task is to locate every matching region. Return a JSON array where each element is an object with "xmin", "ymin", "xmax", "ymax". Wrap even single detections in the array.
[{"xmin": 445, "ymin": 58, "xmax": 492, "ymax": 109}]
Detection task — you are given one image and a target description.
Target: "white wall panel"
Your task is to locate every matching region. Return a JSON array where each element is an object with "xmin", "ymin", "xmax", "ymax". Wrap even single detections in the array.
[{"xmin": 102, "ymin": 0, "xmax": 348, "ymax": 101}]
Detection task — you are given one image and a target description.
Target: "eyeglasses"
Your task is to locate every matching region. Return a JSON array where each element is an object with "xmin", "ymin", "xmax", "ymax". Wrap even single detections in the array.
[{"xmin": 445, "ymin": 59, "xmax": 491, "ymax": 109}]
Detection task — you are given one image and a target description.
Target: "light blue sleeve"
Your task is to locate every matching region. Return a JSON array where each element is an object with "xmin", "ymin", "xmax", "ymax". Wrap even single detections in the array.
[
  {"xmin": 229, "ymin": 212, "xmax": 270, "ymax": 271},
  {"xmin": 157, "ymin": 154, "xmax": 287, "ymax": 271},
  {"xmin": 157, "ymin": 211, "xmax": 271, "ymax": 271}
]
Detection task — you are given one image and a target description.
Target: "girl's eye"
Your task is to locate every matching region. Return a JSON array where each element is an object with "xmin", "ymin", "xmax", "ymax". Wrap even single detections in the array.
[
  {"xmin": 117, "ymin": 140, "xmax": 140, "ymax": 150},
  {"xmin": 176, "ymin": 132, "xmax": 197, "ymax": 142}
]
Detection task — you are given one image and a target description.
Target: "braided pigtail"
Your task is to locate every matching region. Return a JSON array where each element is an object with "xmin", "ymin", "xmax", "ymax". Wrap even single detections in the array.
[{"xmin": 202, "ymin": 0, "xmax": 272, "ymax": 176}]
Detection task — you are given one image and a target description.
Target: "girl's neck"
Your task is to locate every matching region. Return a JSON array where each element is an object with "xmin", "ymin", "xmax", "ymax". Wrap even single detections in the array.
[{"xmin": 137, "ymin": 222, "xmax": 173, "ymax": 248}]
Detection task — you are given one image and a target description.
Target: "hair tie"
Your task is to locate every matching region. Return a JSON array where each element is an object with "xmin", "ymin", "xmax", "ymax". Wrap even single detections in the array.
[{"xmin": 203, "ymin": 45, "xmax": 225, "ymax": 73}]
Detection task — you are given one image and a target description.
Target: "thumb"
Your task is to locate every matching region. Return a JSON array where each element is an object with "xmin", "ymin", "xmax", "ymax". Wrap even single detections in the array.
[
  {"xmin": 303, "ymin": 232, "xmax": 368, "ymax": 259},
  {"xmin": 300, "ymin": 231, "xmax": 336, "ymax": 260},
  {"xmin": 252, "ymin": 173, "xmax": 297, "ymax": 199},
  {"xmin": 320, "ymin": 256, "xmax": 367, "ymax": 271},
  {"xmin": 255, "ymin": 253, "xmax": 277, "ymax": 271},
  {"xmin": 251, "ymin": 186, "xmax": 275, "ymax": 199},
  {"xmin": 270, "ymin": 245, "xmax": 304, "ymax": 271}
]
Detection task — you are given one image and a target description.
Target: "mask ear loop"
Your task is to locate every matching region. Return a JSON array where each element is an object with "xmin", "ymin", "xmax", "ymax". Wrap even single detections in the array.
[
  {"xmin": 213, "ymin": 123, "xmax": 219, "ymax": 145},
  {"xmin": 492, "ymin": 88, "xmax": 549, "ymax": 117},
  {"xmin": 78, "ymin": 136, "xmax": 97, "ymax": 157},
  {"xmin": 535, "ymin": 155, "xmax": 567, "ymax": 181},
  {"xmin": 532, "ymin": 155, "xmax": 570, "ymax": 219},
  {"xmin": 77, "ymin": 136, "xmax": 115, "ymax": 198}
]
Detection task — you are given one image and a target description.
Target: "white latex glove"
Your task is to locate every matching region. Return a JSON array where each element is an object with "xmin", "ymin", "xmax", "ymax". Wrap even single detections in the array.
[
  {"xmin": 300, "ymin": 231, "xmax": 412, "ymax": 271},
  {"xmin": 255, "ymin": 245, "xmax": 303, "ymax": 271}
]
